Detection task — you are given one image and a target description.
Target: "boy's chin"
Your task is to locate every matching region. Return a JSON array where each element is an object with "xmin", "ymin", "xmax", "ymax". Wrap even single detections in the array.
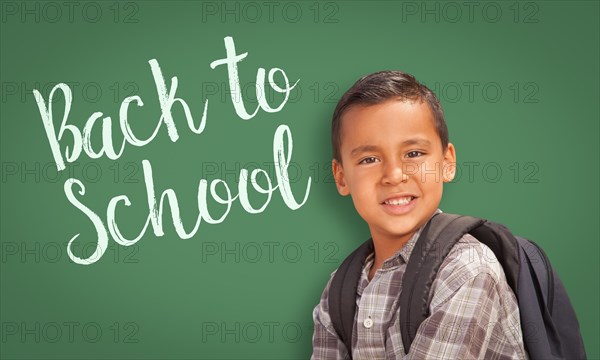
[
  {"xmin": 371, "ymin": 222, "xmax": 421, "ymax": 243},
  {"xmin": 372, "ymin": 212, "xmax": 435, "ymax": 242}
]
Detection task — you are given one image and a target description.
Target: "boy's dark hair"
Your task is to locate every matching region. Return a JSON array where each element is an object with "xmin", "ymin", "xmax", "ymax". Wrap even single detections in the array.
[{"xmin": 332, "ymin": 71, "xmax": 449, "ymax": 162}]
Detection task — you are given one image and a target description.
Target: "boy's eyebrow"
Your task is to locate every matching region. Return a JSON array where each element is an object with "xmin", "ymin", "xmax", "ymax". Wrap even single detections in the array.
[
  {"xmin": 349, "ymin": 138, "xmax": 432, "ymax": 157},
  {"xmin": 350, "ymin": 145, "xmax": 381, "ymax": 157},
  {"xmin": 401, "ymin": 138, "xmax": 432, "ymax": 147}
]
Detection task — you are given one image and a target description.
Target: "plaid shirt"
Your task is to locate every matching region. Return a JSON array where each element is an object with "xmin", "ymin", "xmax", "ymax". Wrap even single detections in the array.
[{"xmin": 311, "ymin": 211, "xmax": 528, "ymax": 359}]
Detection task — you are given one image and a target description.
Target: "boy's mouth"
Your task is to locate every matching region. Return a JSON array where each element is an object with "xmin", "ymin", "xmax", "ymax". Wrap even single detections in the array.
[
  {"xmin": 381, "ymin": 195, "xmax": 417, "ymax": 215},
  {"xmin": 382, "ymin": 196, "xmax": 416, "ymax": 206}
]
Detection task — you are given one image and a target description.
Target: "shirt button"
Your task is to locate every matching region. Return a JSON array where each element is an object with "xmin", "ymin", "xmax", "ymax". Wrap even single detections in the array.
[{"xmin": 363, "ymin": 317, "xmax": 373, "ymax": 329}]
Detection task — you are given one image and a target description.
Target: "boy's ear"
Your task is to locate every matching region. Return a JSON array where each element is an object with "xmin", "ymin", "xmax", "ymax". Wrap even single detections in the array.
[
  {"xmin": 442, "ymin": 143, "xmax": 457, "ymax": 183},
  {"xmin": 332, "ymin": 159, "xmax": 350, "ymax": 196}
]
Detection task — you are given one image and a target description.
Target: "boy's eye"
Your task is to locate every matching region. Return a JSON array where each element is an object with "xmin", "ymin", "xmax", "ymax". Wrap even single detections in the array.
[
  {"xmin": 406, "ymin": 151, "xmax": 424, "ymax": 158},
  {"xmin": 359, "ymin": 156, "xmax": 379, "ymax": 164}
]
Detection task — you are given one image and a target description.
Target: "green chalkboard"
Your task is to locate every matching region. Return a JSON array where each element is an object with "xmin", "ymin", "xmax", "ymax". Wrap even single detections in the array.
[{"xmin": 1, "ymin": 1, "xmax": 598, "ymax": 359}]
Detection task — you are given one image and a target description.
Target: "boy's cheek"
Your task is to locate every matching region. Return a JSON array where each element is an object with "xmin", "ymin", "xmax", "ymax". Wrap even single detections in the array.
[{"xmin": 403, "ymin": 162, "xmax": 421, "ymax": 177}]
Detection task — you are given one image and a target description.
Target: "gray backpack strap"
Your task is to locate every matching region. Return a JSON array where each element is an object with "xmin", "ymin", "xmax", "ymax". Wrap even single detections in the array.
[
  {"xmin": 399, "ymin": 213, "xmax": 485, "ymax": 353},
  {"xmin": 328, "ymin": 239, "xmax": 374, "ymax": 358}
]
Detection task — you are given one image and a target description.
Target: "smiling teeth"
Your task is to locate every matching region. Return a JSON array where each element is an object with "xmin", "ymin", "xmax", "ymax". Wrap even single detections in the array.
[{"xmin": 384, "ymin": 197, "xmax": 413, "ymax": 205}]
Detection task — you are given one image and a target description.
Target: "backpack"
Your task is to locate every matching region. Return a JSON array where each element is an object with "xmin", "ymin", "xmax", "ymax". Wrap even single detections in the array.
[{"xmin": 328, "ymin": 212, "xmax": 587, "ymax": 360}]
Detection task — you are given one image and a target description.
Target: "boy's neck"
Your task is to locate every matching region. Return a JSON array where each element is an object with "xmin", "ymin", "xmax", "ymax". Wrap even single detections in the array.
[
  {"xmin": 368, "ymin": 231, "xmax": 415, "ymax": 281},
  {"xmin": 367, "ymin": 210, "xmax": 441, "ymax": 281}
]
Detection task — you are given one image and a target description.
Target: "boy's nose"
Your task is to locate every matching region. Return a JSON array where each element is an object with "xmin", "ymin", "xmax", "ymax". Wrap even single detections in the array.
[{"xmin": 381, "ymin": 162, "xmax": 409, "ymax": 185}]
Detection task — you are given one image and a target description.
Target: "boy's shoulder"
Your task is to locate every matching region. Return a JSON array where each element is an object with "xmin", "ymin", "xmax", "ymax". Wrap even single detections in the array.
[
  {"xmin": 429, "ymin": 232, "xmax": 512, "ymax": 310},
  {"xmin": 441, "ymin": 232, "xmax": 505, "ymax": 278}
]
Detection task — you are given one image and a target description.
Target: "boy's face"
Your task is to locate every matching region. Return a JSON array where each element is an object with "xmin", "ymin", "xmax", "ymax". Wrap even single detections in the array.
[{"xmin": 332, "ymin": 99, "xmax": 456, "ymax": 245}]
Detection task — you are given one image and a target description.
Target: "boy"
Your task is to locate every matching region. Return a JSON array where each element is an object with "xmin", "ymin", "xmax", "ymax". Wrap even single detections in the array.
[{"xmin": 311, "ymin": 71, "xmax": 528, "ymax": 359}]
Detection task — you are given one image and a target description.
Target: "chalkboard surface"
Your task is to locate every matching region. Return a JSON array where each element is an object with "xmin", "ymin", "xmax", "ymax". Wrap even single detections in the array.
[{"xmin": 1, "ymin": 1, "xmax": 598, "ymax": 359}]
